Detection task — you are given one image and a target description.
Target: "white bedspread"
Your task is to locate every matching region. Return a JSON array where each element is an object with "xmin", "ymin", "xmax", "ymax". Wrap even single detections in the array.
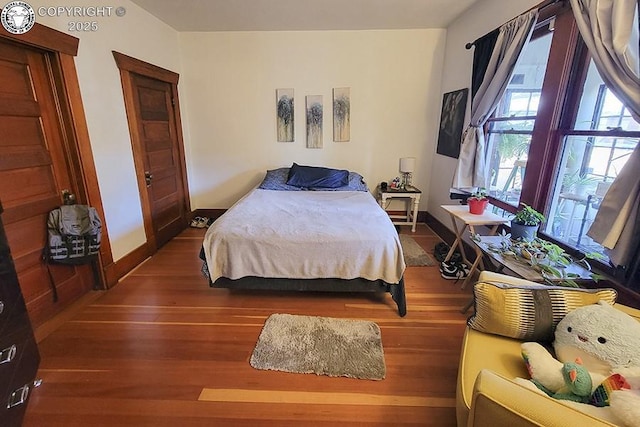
[{"xmin": 203, "ymin": 189, "xmax": 406, "ymax": 284}]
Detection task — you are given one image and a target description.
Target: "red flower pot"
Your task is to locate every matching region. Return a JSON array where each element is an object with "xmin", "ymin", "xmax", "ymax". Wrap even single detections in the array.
[{"xmin": 468, "ymin": 198, "xmax": 489, "ymax": 215}]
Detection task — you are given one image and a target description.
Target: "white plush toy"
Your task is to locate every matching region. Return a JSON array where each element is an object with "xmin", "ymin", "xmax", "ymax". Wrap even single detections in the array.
[{"xmin": 519, "ymin": 301, "xmax": 640, "ymax": 427}]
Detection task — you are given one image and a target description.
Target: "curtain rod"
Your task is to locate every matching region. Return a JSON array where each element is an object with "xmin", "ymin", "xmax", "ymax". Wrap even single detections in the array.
[{"xmin": 465, "ymin": 0, "xmax": 563, "ymax": 49}]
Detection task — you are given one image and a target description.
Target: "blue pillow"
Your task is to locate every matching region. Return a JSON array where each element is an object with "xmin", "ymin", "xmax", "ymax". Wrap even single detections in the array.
[
  {"xmin": 316, "ymin": 172, "xmax": 369, "ymax": 192},
  {"xmin": 286, "ymin": 163, "xmax": 349, "ymax": 189},
  {"xmin": 258, "ymin": 168, "xmax": 303, "ymax": 191},
  {"xmin": 347, "ymin": 172, "xmax": 369, "ymax": 191},
  {"xmin": 258, "ymin": 167, "xmax": 368, "ymax": 192}
]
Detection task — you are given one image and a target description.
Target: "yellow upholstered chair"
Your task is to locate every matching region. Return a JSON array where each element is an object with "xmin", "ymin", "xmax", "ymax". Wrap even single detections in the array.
[{"xmin": 456, "ymin": 271, "xmax": 640, "ymax": 427}]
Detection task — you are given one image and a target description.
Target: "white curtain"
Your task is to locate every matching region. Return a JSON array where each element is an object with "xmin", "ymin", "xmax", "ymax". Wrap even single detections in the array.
[
  {"xmin": 570, "ymin": 0, "xmax": 639, "ymax": 120},
  {"xmin": 452, "ymin": 10, "xmax": 538, "ymax": 189},
  {"xmin": 573, "ymin": 0, "xmax": 640, "ymax": 267}
]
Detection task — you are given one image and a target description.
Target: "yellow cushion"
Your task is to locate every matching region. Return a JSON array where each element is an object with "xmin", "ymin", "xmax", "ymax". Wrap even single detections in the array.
[
  {"xmin": 456, "ymin": 327, "xmax": 529, "ymax": 427},
  {"xmin": 467, "ymin": 281, "xmax": 617, "ymax": 342},
  {"xmin": 467, "ymin": 370, "xmax": 617, "ymax": 427}
]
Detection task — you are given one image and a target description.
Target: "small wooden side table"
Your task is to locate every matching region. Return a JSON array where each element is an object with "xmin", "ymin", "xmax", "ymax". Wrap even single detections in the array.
[
  {"xmin": 440, "ymin": 205, "xmax": 509, "ymax": 289},
  {"xmin": 378, "ymin": 185, "xmax": 421, "ymax": 232}
]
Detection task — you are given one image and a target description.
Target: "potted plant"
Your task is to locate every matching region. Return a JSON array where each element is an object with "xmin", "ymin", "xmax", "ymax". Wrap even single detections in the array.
[
  {"xmin": 467, "ymin": 188, "xmax": 489, "ymax": 215},
  {"xmin": 511, "ymin": 203, "xmax": 545, "ymax": 240},
  {"xmin": 472, "ymin": 231, "xmax": 605, "ymax": 287},
  {"xmin": 562, "ymin": 171, "xmax": 599, "ymax": 196}
]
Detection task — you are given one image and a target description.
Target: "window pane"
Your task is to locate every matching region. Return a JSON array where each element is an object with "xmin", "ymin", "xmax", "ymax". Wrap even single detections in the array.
[
  {"xmin": 545, "ymin": 135, "xmax": 639, "ymax": 258},
  {"xmin": 575, "ymin": 61, "xmax": 640, "ymax": 131},
  {"xmin": 489, "ymin": 118, "xmax": 536, "ymax": 132},
  {"xmin": 487, "ymin": 32, "xmax": 552, "ymax": 206},
  {"xmin": 496, "ymin": 91, "xmax": 541, "ymax": 117}
]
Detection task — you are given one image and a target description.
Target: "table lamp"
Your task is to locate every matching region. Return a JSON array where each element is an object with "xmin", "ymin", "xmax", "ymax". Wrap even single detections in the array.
[{"xmin": 399, "ymin": 157, "xmax": 416, "ymax": 188}]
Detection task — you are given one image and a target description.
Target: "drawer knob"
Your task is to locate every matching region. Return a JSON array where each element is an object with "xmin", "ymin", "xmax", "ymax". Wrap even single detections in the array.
[
  {"xmin": 0, "ymin": 300, "xmax": 4, "ymax": 315},
  {"xmin": 7, "ymin": 384, "xmax": 29, "ymax": 409},
  {"xmin": 0, "ymin": 344, "xmax": 16, "ymax": 364}
]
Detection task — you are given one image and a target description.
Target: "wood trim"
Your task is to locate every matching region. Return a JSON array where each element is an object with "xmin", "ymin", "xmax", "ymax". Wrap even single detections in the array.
[
  {"xmin": 425, "ymin": 211, "xmax": 459, "ymax": 246},
  {"xmin": 112, "ymin": 51, "xmax": 179, "ymax": 84},
  {"xmin": 193, "ymin": 209, "xmax": 227, "ymax": 222},
  {"xmin": 112, "ymin": 51, "xmax": 190, "ymax": 252},
  {"xmin": 103, "ymin": 242, "xmax": 152, "ymax": 287},
  {"xmin": 53, "ymin": 53, "xmax": 113, "ymax": 287},
  {"xmin": 0, "ymin": 23, "xmax": 78, "ymax": 55},
  {"xmin": 34, "ymin": 290, "xmax": 105, "ymax": 343},
  {"xmin": 520, "ymin": 8, "xmax": 580, "ymax": 210},
  {"xmin": 171, "ymin": 86, "xmax": 191, "ymax": 216},
  {"xmin": 115, "ymin": 67, "xmax": 158, "ymax": 250}
]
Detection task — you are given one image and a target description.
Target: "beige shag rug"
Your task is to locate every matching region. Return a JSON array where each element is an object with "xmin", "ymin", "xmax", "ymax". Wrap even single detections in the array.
[
  {"xmin": 399, "ymin": 234, "xmax": 435, "ymax": 266},
  {"xmin": 250, "ymin": 313, "xmax": 386, "ymax": 380}
]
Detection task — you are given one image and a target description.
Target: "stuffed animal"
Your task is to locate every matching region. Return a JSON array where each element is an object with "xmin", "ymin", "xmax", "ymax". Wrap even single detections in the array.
[
  {"xmin": 520, "ymin": 301, "xmax": 640, "ymax": 427},
  {"xmin": 527, "ymin": 357, "xmax": 594, "ymax": 403}
]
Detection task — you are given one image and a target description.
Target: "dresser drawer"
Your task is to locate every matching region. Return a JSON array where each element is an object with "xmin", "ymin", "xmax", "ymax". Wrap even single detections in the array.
[
  {"xmin": 0, "ymin": 330, "xmax": 39, "ymax": 427},
  {"xmin": 0, "ymin": 326, "xmax": 34, "ymax": 393}
]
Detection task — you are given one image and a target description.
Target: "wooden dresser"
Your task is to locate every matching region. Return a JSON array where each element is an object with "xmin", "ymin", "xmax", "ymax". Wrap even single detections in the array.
[{"xmin": 0, "ymin": 201, "xmax": 40, "ymax": 425}]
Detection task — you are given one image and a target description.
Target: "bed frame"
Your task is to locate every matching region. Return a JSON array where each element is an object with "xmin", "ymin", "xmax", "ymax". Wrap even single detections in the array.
[
  {"xmin": 200, "ymin": 253, "xmax": 406, "ymax": 317},
  {"xmin": 211, "ymin": 276, "xmax": 406, "ymax": 317}
]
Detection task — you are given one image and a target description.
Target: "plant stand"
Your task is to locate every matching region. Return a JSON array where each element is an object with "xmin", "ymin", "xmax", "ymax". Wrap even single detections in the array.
[
  {"xmin": 472, "ymin": 235, "xmax": 594, "ymax": 283},
  {"xmin": 440, "ymin": 205, "xmax": 509, "ymax": 291}
]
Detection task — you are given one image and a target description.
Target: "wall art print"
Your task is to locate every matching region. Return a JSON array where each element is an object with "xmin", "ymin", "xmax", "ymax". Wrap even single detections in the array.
[
  {"xmin": 306, "ymin": 95, "xmax": 323, "ymax": 149},
  {"xmin": 276, "ymin": 88, "xmax": 294, "ymax": 142},
  {"xmin": 333, "ymin": 87, "xmax": 350, "ymax": 142},
  {"xmin": 436, "ymin": 88, "xmax": 469, "ymax": 159}
]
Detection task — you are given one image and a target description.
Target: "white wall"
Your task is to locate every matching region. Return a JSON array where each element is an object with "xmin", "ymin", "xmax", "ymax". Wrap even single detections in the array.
[
  {"xmin": 29, "ymin": 0, "xmax": 183, "ymax": 260},
  {"xmin": 179, "ymin": 30, "xmax": 445, "ymax": 210},
  {"xmin": 28, "ymin": 0, "xmax": 542, "ymax": 261},
  {"xmin": 427, "ymin": 0, "xmax": 540, "ymax": 227}
]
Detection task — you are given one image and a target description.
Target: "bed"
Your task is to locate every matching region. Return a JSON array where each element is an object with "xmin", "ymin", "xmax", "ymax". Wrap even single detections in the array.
[{"xmin": 200, "ymin": 164, "xmax": 407, "ymax": 316}]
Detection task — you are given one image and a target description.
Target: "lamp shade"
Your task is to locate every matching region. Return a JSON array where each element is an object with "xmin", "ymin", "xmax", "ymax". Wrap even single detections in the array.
[{"xmin": 399, "ymin": 157, "xmax": 416, "ymax": 173}]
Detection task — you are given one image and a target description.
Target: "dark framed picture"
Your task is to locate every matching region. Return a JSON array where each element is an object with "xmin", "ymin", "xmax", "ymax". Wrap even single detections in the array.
[{"xmin": 436, "ymin": 88, "xmax": 469, "ymax": 159}]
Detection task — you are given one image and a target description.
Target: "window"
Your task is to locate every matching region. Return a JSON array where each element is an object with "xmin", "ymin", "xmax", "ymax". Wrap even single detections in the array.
[
  {"xmin": 545, "ymin": 65, "xmax": 639, "ymax": 259},
  {"xmin": 486, "ymin": 30, "xmax": 552, "ymax": 206},
  {"xmin": 483, "ymin": 5, "xmax": 640, "ymax": 283}
]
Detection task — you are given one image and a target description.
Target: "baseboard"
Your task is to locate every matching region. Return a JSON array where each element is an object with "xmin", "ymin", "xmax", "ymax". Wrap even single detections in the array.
[
  {"xmin": 34, "ymin": 290, "xmax": 105, "ymax": 343},
  {"xmin": 424, "ymin": 211, "xmax": 454, "ymax": 243},
  {"xmin": 103, "ymin": 242, "xmax": 152, "ymax": 287},
  {"xmin": 424, "ymin": 211, "xmax": 477, "ymax": 260},
  {"xmin": 193, "ymin": 209, "xmax": 226, "ymax": 222}
]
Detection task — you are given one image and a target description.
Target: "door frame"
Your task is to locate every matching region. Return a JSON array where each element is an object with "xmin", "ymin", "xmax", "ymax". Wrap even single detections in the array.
[
  {"xmin": 112, "ymin": 51, "xmax": 190, "ymax": 251},
  {"xmin": 0, "ymin": 24, "xmax": 111, "ymax": 289}
]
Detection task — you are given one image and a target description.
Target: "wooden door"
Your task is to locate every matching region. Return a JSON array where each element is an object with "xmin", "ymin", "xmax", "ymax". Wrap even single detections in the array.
[
  {"xmin": 130, "ymin": 74, "xmax": 187, "ymax": 248},
  {"xmin": 0, "ymin": 39, "xmax": 94, "ymax": 327}
]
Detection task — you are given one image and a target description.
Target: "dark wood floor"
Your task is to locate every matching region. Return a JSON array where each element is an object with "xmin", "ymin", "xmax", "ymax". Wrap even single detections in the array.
[{"xmin": 24, "ymin": 224, "xmax": 474, "ymax": 426}]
